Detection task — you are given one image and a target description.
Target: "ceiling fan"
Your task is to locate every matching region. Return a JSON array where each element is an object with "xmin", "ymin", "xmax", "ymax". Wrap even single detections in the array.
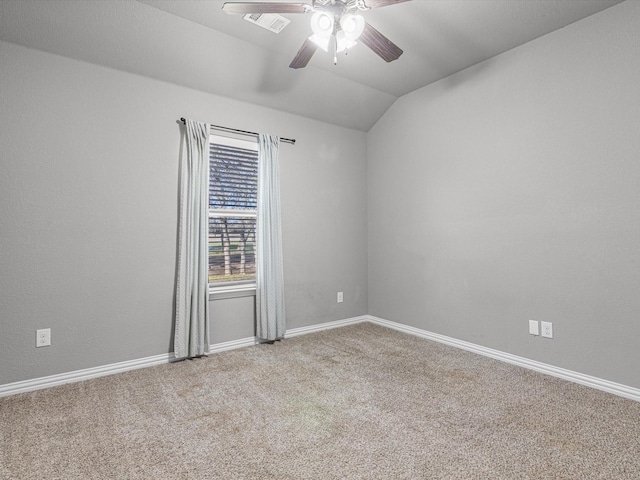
[{"xmin": 222, "ymin": 0, "xmax": 409, "ymax": 68}]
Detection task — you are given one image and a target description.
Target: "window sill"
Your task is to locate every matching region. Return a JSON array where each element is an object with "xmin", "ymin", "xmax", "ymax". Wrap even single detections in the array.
[{"xmin": 209, "ymin": 283, "xmax": 256, "ymax": 300}]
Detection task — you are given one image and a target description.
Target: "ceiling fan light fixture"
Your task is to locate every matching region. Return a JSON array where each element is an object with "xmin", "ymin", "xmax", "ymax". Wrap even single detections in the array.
[
  {"xmin": 309, "ymin": 34, "xmax": 331, "ymax": 52},
  {"xmin": 336, "ymin": 30, "xmax": 357, "ymax": 53},
  {"xmin": 339, "ymin": 13, "xmax": 365, "ymax": 40},
  {"xmin": 310, "ymin": 12, "xmax": 334, "ymax": 37}
]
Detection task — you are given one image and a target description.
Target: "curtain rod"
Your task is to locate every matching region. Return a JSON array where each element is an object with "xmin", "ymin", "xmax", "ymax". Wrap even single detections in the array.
[{"xmin": 180, "ymin": 118, "xmax": 295, "ymax": 145}]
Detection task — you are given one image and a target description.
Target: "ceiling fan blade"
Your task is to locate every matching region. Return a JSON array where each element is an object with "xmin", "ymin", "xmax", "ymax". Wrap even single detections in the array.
[
  {"xmin": 359, "ymin": 22, "xmax": 403, "ymax": 63},
  {"xmin": 289, "ymin": 38, "xmax": 318, "ymax": 69},
  {"xmin": 222, "ymin": 2, "xmax": 311, "ymax": 14},
  {"xmin": 361, "ymin": 0, "xmax": 411, "ymax": 8}
]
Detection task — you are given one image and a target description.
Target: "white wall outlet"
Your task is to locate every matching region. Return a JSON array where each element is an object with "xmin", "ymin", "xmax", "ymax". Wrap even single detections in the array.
[
  {"xmin": 529, "ymin": 320, "xmax": 539, "ymax": 336},
  {"xmin": 541, "ymin": 321, "xmax": 553, "ymax": 338},
  {"xmin": 36, "ymin": 328, "xmax": 51, "ymax": 347},
  {"xmin": 337, "ymin": 291, "xmax": 343, "ymax": 303}
]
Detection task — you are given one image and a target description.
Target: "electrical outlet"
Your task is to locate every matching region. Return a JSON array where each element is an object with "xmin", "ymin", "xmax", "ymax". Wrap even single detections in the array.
[
  {"xmin": 337, "ymin": 291, "xmax": 343, "ymax": 303},
  {"xmin": 529, "ymin": 320, "xmax": 539, "ymax": 336},
  {"xmin": 36, "ymin": 328, "xmax": 51, "ymax": 347},
  {"xmin": 541, "ymin": 321, "xmax": 553, "ymax": 339}
]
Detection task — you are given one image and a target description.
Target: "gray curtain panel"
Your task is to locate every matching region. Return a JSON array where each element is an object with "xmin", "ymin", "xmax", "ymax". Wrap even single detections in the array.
[
  {"xmin": 174, "ymin": 118, "xmax": 210, "ymax": 358},
  {"xmin": 256, "ymin": 134, "xmax": 286, "ymax": 341}
]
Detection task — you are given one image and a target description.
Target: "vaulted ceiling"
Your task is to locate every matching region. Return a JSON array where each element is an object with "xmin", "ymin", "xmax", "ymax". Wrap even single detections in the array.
[{"xmin": 0, "ymin": 0, "xmax": 625, "ymax": 131}]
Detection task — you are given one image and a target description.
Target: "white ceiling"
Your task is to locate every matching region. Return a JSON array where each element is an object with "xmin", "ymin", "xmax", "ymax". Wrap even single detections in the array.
[{"xmin": 0, "ymin": 0, "xmax": 625, "ymax": 131}]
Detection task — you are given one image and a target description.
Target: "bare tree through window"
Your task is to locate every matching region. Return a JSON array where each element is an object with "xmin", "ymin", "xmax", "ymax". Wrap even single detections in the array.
[{"xmin": 208, "ymin": 137, "xmax": 258, "ymax": 284}]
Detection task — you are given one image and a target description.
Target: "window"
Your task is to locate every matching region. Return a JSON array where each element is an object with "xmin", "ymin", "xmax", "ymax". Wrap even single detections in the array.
[{"xmin": 208, "ymin": 135, "xmax": 258, "ymax": 288}]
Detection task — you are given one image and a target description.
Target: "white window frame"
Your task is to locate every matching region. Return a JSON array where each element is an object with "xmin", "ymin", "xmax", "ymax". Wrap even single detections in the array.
[{"xmin": 208, "ymin": 134, "xmax": 258, "ymax": 299}]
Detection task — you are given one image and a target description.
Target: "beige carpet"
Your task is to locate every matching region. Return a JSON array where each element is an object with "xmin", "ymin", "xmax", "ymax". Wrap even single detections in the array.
[{"xmin": 1, "ymin": 322, "xmax": 639, "ymax": 479}]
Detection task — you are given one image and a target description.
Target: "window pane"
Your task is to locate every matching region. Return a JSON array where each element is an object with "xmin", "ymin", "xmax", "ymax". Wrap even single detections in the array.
[
  {"xmin": 208, "ymin": 216, "xmax": 256, "ymax": 284},
  {"xmin": 209, "ymin": 143, "xmax": 258, "ymax": 210}
]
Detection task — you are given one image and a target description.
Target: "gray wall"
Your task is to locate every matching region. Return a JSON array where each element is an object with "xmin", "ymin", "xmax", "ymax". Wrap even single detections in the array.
[
  {"xmin": 0, "ymin": 41, "xmax": 367, "ymax": 385},
  {"xmin": 367, "ymin": 0, "xmax": 640, "ymax": 389},
  {"xmin": 3, "ymin": 1, "xmax": 639, "ymax": 391}
]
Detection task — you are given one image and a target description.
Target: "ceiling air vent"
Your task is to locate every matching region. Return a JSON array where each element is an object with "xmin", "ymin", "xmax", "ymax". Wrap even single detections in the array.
[{"xmin": 243, "ymin": 13, "xmax": 291, "ymax": 33}]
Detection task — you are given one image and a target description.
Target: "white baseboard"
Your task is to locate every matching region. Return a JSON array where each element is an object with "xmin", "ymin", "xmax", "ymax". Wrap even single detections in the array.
[
  {"xmin": 208, "ymin": 336, "xmax": 257, "ymax": 353},
  {"xmin": 3, "ymin": 314, "xmax": 639, "ymax": 403},
  {"xmin": 366, "ymin": 315, "xmax": 640, "ymax": 403},
  {"xmin": 285, "ymin": 315, "xmax": 369, "ymax": 338},
  {"xmin": 0, "ymin": 352, "xmax": 173, "ymax": 398},
  {"xmin": 0, "ymin": 317, "xmax": 366, "ymax": 397},
  {"xmin": 0, "ymin": 336, "xmax": 257, "ymax": 398}
]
